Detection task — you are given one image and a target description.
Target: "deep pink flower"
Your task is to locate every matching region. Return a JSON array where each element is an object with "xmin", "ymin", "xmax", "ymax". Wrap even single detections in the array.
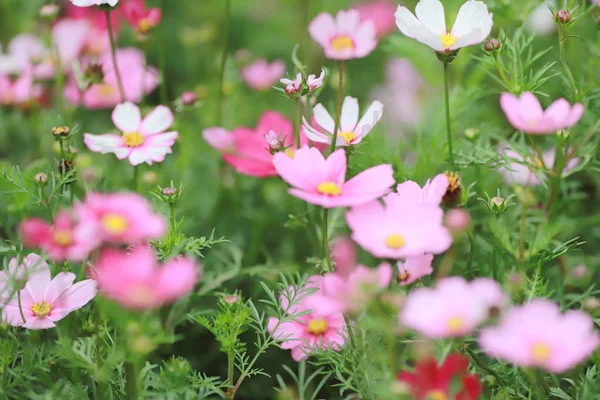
[
  {"xmin": 121, "ymin": 0, "xmax": 162, "ymax": 34},
  {"xmin": 479, "ymin": 300, "xmax": 600, "ymax": 373},
  {"xmin": 396, "ymin": 254, "xmax": 434, "ymax": 285},
  {"xmin": 385, "ymin": 173, "xmax": 449, "ymax": 206},
  {"xmin": 91, "ymin": 246, "xmax": 200, "ymax": 311},
  {"xmin": 0, "ymin": 254, "xmax": 48, "ymax": 303},
  {"xmin": 1, "ymin": 267, "xmax": 96, "ymax": 330},
  {"xmin": 400, "ymin": 277, "xmax": 505, "ymax": 338},
  {"xmin": 70, "ymin": 0, "xmax": 119, "ymax": 6},
  {"xmin": 353, "ymin": 0, "xmax": 397, "ymax": 38},
  {"xmin": 330, "ymin": 236, "xmax": 357, "ymax": 278},
  {"xmin": 500, "ymin": 92, "xmax": 584, "ymax": 134},
  {"xmin": 242, "ymin": 59, "xmax": 285, "ymax": 91},
  {"xmin": 309, "ymin": 9, "xmax": 378, "ymax": 60},
  {"xmin": 74, "ymin": 192, "xmax": 166, "ymax": 246},
  {"xmin": 273, "ymin": 147, "xmax": 394, "ymax": 208},
  {"xmin": 346, "ymin": 200, "xmax": 451, "ymax": 258},
  {"xmin": 20, "ymin": 212, "xmax": 94, "ymax": 262},
  {"xmin": 84, "ymin": 102, "xmax": 178, "ymax": 166}
]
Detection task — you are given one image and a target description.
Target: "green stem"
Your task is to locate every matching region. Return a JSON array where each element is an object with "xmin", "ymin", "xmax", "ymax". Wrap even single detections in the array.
[
  {"xmin": 96, "ymin": 309, "xmax": 106, "ymax": 400},
  {"xmin": 328, "ymin": 61, "xmax": 344, "ymax": 155},
  {"xmin": 322, "ymin": 208, "xmax": 331, "ymax": 272},
  {"xmin": 443, "ymin": 61, "xmax": 455, "ymax": 170},
  {"xmin": 132, "ymin": 165, "xmax": 139, "ymax": 192},
  {"xmin": 105, "ymin": 10, "xmax": 126, "ymax": 103},
  {"xmin": 518, "ymin": 203, "xmax": 527, "ymax": 272},
  {"xmin": 493, "ymin": 54, "xmax": 511, "ymax": 89},
  {"xmin": 169, "ymin": 203, "xmax": 175, "ymax": 230},
  {"xmin": 226, "ymin": 351, "xmax": 235, "ymax": 399},
  {"xmin": 295, "ymin": 98, "xmax": 302, "ymax": 148},
  {"xmin": 217, "ymin": 0, "xmax": 231, "ymax": 125},
  {"xmin": 303, "ymin": 0, "xmax": 311, "ymax": 73},
  {"xmin": 558, "ymin": 25, "xmax": 577, "ymax": 102},
  {"xmin": 465, "ymin": 347, "xmax": 505, "ymax": 387},
  {"xmin": 17, "ymin": 291, "xmax": 26, "ymax": 324},
  {"xmin": 124, "ymin": 361, "xmax": 138, "ymax": 400},
  {"xmin": 546, "ymin": 140, "xmax": 565, "ymax": 218},
  {"xmin": 59, "ymin": 140, "xmax": 66, "ymax": 161},
  {"xmin": 159, "ymin": 0, "xmax": 168, "ymax": 105}
]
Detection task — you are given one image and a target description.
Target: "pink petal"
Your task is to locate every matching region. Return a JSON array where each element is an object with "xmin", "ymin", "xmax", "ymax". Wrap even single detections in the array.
[
  {"xmin": 323, "ymin": 149, "xmax": 347, "ymax": 184},
  {"xmin": 50, "ymin": 279, "xmax": 97, "ymax": 321},
  {"xmin": 342, "ymin": 164, "xmax": 394, "ymax": 197},
  {"xmin": 24, "ymin": 267, "xmax": 51, "ymax": 304},
  {"xmin": 566, "ymin": 103, "xmax": 584, "ymax": 127},
  {"xmin": 309, "ymin": 13, "xmax": 337, "ymax": 47},
  {"xmin": 23, "ymin": 316, "xmax": 56, "ymax": 330},
  {"xmin": 45, "ymin": 272, "xmax": 76, "ymax": 305}
]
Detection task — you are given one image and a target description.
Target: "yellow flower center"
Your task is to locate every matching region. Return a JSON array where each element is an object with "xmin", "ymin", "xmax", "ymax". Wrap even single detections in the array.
[
  {"xmin": 532, "ymin": 343, "xmax": 551, "ymax": 363},
  {"xmin": 307, "ymin": 318, "xmax": 328, "ymax": 335},
  {"xmin": 30, "ymin": 301, "xmax": 51, "ymax": 317},
  {"xmin": 53, "ymin": 230, "xmax": 73, "ymax": 246},
  {"xmin": 385, "ymin": 234, "xmax": 405, "ymax": 249},
  {"xmin": 440, "ymin": 33, "xmax": 457, "ymax": 49},
  {"xmin": 284, "ymin": 148, "xmax": 295, "ymax": 159},
  {"xmin": 101, "ymin": 213, "xmax": 128, "ymax": 235},
  {"xmin": 122, "ymin": 132, "xmax": 145, "ymax": 148},
  {"xmin": 130, "ymin": 285, "xmax": 154, "ymax": 306},
  {"xmin": 447, "ymin": 316, "xmax": 464, "ymax": 333},
  {"xmin": 425, "ymin": 391, "xmax": 448, "ymax": 400},
  {"xmin": 97, "ymin": 83, "xmax": 115, "ymax": 96},
  {"xmin": 338, "ymin": 131, "xmax": 357, "ymax": 145},
  {"xmin": 331, "ymin": 35, "xmax": 354, "ymax": 52},
  {"xmin": 137, "ymin": 18, "xmax": 154, "ymax": 34},
  {"xmin": 397, "ymin": 270, "xmax": 410, "ymax": 283},
  {"xmin": 317, "ymin": 182, "xmax": 342, "ymax": 196}
]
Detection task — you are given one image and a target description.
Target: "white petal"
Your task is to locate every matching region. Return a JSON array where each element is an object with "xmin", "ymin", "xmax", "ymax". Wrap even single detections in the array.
[
  {"xmin": 313, "ymin": 103, "xmax": 335, "ymax": 133},
  {"xmin": 415, "ymin": 0, "xmax": 446, "ymax": 35},
  {"xmin": 395, "ymin": 6, "xmax": 446, "ymax": 52},
  {"xmin": 83, "ymin": 133, "xmax": 123, "ymax": 154},
  {"xmin": 302, "ymin": 117, "xmax": 331, "ymax": 144},
  {"xmin": 141, "ymin": 105, "xmax": 174, "ymax": 135},
  {"xmin": 340, "ymin": 96, "xmax": 359, "ymax": 132},
  {"xmin": 450, "ymin": 0, "xmax": 493, "ymax": 49},
  {"xmin": 356, "ymin": 101, "xmax": 383, "ymax": 139},
  {"xmin": 112, "ymin": 102, "xmax": 141, "ymax": 132}
]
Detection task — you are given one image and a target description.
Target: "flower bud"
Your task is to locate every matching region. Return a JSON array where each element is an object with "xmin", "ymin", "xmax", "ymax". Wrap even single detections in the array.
[
  {"xmin": 223, "ymin": 294, "xmax": 240, "ymax": 305},
  {"xmin": 572, "ymin": 264, "xmax": 588, "ymax": 280},
  {"xmin": 464, "ymin": 128, "xmax": 480, "ymax": 141},
  {"xmin": 34, "ymin": 172, "xmax": 49, "ymax": 187},
  {"xmin": 556, "ymin": 9, "xmax": 571, "ymax": 24},
  {"xmin": 39, "ymin": 4, "xmax": 60, "ymax": 20},
  {"xmin": 51, "ymin": 126, "xmax": 71, "ymax": 140},
  {"xmin": 442, "ymin": 172, "xmax": 461, "ymax": 207},
  {"xmin": 84, "ymin": 63, "xmax": 104, "ymax": 85},
  {"xmin": 556, "ymin": 129, "xmax": 570, "ymax": 140},
  {"xmin": 583, "ymin": 297, "xmax": 600, "ymax": 312},
  {"xmin": 58, "ymin": 159, "xmax": 75, "ymax": 175},
  {"xmin": 161, "ymin": 187, "xmax": 178, "ymax": 196},
  {"xmin": 483, "ymin": 38, "xmax": 501, "ymax": 53},
  {"xmin": 445, "ymin": 208, "xmax": 471, "ymax": 234},
  {"xmin": 180, "ymin": 91, "xmax": 197, "ymax": 106},
  {"xmin": 264, "ymin": 130, "xmax": 284, "ymax": 153}
]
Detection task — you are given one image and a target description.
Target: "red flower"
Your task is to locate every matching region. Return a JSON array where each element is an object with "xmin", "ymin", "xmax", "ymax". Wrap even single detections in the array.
[
  {"xmin": 397, "ymin": 353, "xmax": 482, "ymax": 400},
  {"xmin": 121, "ymin": 0, "xmax": 162, "ymax": 34}
]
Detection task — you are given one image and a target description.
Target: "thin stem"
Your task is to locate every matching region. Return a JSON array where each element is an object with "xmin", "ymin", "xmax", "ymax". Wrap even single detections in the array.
[
  {"xmin": 303, "ymin": 0, "xmax": 311, "ymax": 73},
  {"xmin": 105, "ymin": 10, "xmax": 126, "ymax": 103},
  {"xmin": 217, "ymin": 0, "xmax": 231, "ymax": 125},
  {"xmin": 493, "ymin": 54, "xmax": 511, "ymax": 89},
  {"xmin": 96, "ymin": 309, "xmax": 106, "ymax": 400},
  {"xmin": 465, "ymin": 347, "xmax": 505, "ymax": 387},
  {"xmin": 322, "ymin": 208, "xmax": 331, "ymax": 272},
  {"xmin": 17, "ymin": 291, "xmax": 26, "ymax": 324},
  {"xmin": 558, "ymin": 25, "xmax": 577, "ymax": 102},
  {"xmin": 443, "ymin": 61, "xmax": 455, "ymax": 170},
  {"xmin": 328, "ymin": 61, "xmax": 344, "ymax": 155},
  {"xmin": 546, "ymin": 140, "xmax": 565, "ymax": 218},
  {"xmin": 131, "ymin": 165, "xmax": 139, "ymax": 192},
  {"xmin": 159, "ymin": 0, "xmax": 168, "ymax": 105},
  {"xmin": 295, "ymin": 98, "xmax": 302, "ymax": 148},
  {"xmin": 169, "ymin": 203, "xmax": 175, "ymax": 230},
  {"xmin": 518, "ymin": 203, "xmax": 527, "ymax": 272},
  {"xmin": 59, "ymin": 140, "xmax": 66, "ymax": 162},
  {"xmin": 124, "ymin": 361, "xmax": 138, "ymax": 400},
  {"xmin": 226, "ymin": 351, "xmax": 235, "ymax": 399}
]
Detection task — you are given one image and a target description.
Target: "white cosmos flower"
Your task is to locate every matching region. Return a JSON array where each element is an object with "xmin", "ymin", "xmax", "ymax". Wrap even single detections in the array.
[
  {"xmin": 395, "ymin": 0, "xmax": 493, "ymax": 53},
  {"xmin": 70, "ymin": 0, "xmax": 119, "ymax": 6},
  {"xmin": 302, "ymin": 96, "xmax": 383, "ymax": 146}
]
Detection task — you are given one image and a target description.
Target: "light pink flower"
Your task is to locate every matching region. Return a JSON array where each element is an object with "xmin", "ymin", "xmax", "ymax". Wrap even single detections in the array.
[
  {"xmin": 20, "ymin": 212, "xmax": 94, "ymax": 262},
  {"xmin": 346, "ymin": 200, "xmax": 452, "ymax": 258},
  {"xmin": 1, "ymin": 267, "xmax": 96, "ymax": 330},
  {"xmin": 331, "ymin": 236, "xmax": 357, "ymax": 278},
  {"xmin": 0, "ymin": 34, "xmax": 50, "ymax": 76},
  {"xmin": 84, "ymin": 102, "xmax": 178, "ymax": 166},
  {"xmin": 385, "ymin": 173, "xmax": 449, "ymax": 206},
  {"xmin": 65, "ymin": 48, "xmax": 159, "ymax": 109},
  {"xmin": 280, "ymin": 73, "xmax": 303, "ymax": 96},
  {"xmin": 303, "ymin": 96, "xmax": 384, "ymax": 146},
  {"xmin": 470, "ymin": 278, "xmax": 507, "ymax": 309},
  {"xmin": 273, "ymin": 147, "xmax": 394, "ymax": 208},
  {"xmin": 479, "ymin": 300, "xmax": 600, "ymax": 373},
  {"xmin": 396, "ymin": 254, "xmax": 434, "ymax": 285},
  {"xmin": 353, "ymin": 0, "xmax": 397, "ymax": 38},
  {"xmin": 91, "ymin": 246, "xmax": 200, "ymax": 311},
  {"xmin": 203, "ymin": 127, "xmax": 235, "ymax": 152},
  {"xmin": 241, "ymin": 59, "xmax": 285, "ymax": 91},
  {"xmin": 180, "ymin": 91, "xmax": 196, "ymax": 105},
  {"xmin": 0, "ymin": 254, "xmax": 48, "ymax": 302},
  {"xmin": 74, "ymin": 192, "xmax": 166, "ymax": 246},
  {"xmin": 445, "ymin": 208, "xmax": 471, "ymax": 233},
  {"xmin": 121, "ymin": 0, "xmax": 162, "ymax": 34},
  {"xmin": 500, "ymin": 92, "xmax": 584, "ymax": 134},
  {"xmin": 70, "ymin": 0, "xmax": 119, "ymax": 6},
  {"xmin": 0, "ymin": 69, "xmax": 42, "ymax": 107},
  {"xmin": 309, "ymin": 9, "xmax": 378, "ymax": 60},
  {"xmin": 400, "ymin": 277, "xmax": 505, "ymax": 338},
  {"xmin": 307, "ymin": 69, "xmax": 325, "ymax": 92}
]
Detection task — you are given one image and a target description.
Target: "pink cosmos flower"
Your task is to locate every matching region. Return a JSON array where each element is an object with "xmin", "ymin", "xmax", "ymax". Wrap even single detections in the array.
[
  {"xmin": 71, "ymin": 0, "xmax": 119, "ymax": 6},
  {"xmin": 330, "ymin": 236, "xmax": 357, "ymax": 278},
  {"xmin": 65, "ymin": 48, "xmax": 159, "ymax": 109},
  {"xmin": 385, "ymin": 173, "xmax": 449, "ymax": 206},
  {"xmin": 280, "ymin": 73, "xmax": 303, "ymax": 96},
  {"xmin": 303, "ymin": 96, "xmax": 384, "ymax": 146},
  {"xmin": 479, "ymin": 300, "xmax": 600, "ymax": 373},
  {"xmin": 203, "ymin": 127, "xmax": 235, "ymax": 152},
  {"xmin": 396, "ymin": 254, "xmax": 434, "ymax": 285},
  {"xmin": 0, "ymin": 254, "xmax": 48, "ymax": 302},
  {"xmin": 20, "ymin": 212, "xmax": 94, "ymax": 262},
  {"xmin": 500, "ymin": 92, "xmax": 584, "ymax": 134},
  {"xmin": 121, "ymin": 0, "xmax": 162, "ymax": 34},
  {"xmin": 400, "ymin": 277, "xmax": 505, "ymax": 338},
  {"xmin": 309, "ymin": 9, "xmax": 378, "ymax": 60},
  {"xmin": 353, "ymin": 0, "xmax": 397, "ymax": 38},
  {"xmin": 445, "ymin": 208, "xmax": 471, "ymax": 234},
  {"xmin": 1, "ymin": 267, "xmax": 96, "ymax": 330},
  {"xmin": 0, "ymin": 34, "xmax": 50, "ymax": 76},
  {"xmin": 273, "ymin": 147, "xmax": 394, "ymax": 208},
  {"xmin": 74, "ymin": 192, "xmax": 166, "ymax": 246},
  {"xmin": 307, "ymin": 69, "xmax": 325, "ymax": 92},
  {"xmin": 65, "ymin": 4, "xmax": 115, "ymax": 55},
  {"xmin": 346, "ymin": 200, "xmax": 451, "ymax": 259},
  {"xmin": 242, "ymin": 59, "xmax": 285, "ymax": 91},
  {"xmin": 91, "ymin": 246, "xmax": 200, "ymax": 310},
  {"xmin": 0, "ymin": 69, "xmax": 42, "ymax": 107},
  {"xmin": 84, "ymin": 102, "xmax": 178, "ymax": 166}
]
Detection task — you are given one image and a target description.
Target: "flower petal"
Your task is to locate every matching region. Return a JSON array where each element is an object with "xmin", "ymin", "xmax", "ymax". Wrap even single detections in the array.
[
  {"xmin": 340, "ymin": 97, "xmax": 359, "ymax": 132},
  {"xmin": 45, "ymin": 272, "xmax": 76, "ymax": 305},
  {"xmin": 313, "ymin": 104, "xmax": 335, "ymax": 134},
  {"xmin": 415, "ymin": 0, "xmax": 446, "ymax": 35},
  {"xmin": 112, "ymin": 102, "xmax": 141, "ymax": 132},
  {"xmin": 140, "ymin": 105, "xmax": 174, "ymax": 135},
  {"xmin": 84, "ymin": 133, "xmax": 124, "ymax": 154}
]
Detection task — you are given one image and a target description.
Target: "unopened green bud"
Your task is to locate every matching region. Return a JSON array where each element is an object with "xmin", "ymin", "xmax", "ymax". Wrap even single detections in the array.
[{"xmin": 464, "ymin": 128, "xmax": 480, "ymax": 141}]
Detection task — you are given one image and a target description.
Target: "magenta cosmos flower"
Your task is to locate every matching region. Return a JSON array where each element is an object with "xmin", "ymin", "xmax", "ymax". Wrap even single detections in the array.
[
  {"xmin": 346, "ymin": 199, "xmax": 451, "ymax": 258},
  {"xmin": 309, "ymin": 9, "xmax": 378, "ymax": 60},
  {"xmin": 396, "ymin": 253, "xmax": 434, "ymax": 285},
  {"xmin": 241, "ymin": 59, "xmax": 285, "ymax": 91},
  {"xmin": 385, "ymin": 173, "xmax": 448, "ymax": 206},
  {"xmin": 268, "ymin": 276, "xmax": 347, "ymax": 361},
  {"xmin": 479, "ymin": 300, "xmax": 600, "ymax": 373},
  {"xmin": 500, "ymin": 92, "xmax": 584, "ymax": 134},
  {"xmin": 0, "ymin": 254, "xmax": 48, "ymax": 302},
  {"xmin": 401, "ymin": 277, "xmax": 505, "ymax": 338},
  {"xmin": 91, "ymin": 246, "xmax": 200, "ymax": 311},
  {"xmin": 84, "ymin": 101, "xmax": 178, "ymax": 166},
  {"xmin": 2, "ymin": 265, "xmax": 96, "ymax": 329},
  {"xmin": 273, "ymin": 147, "xmax": 394, "ymax": 208},
  {"xmin": 303, "ymin": 96, "xmax": 383, "ymax": 147},
  {"xmin": 121, "ymin": 0, "xmax": 162, "ymax": 34},
  {"xmin": 74, "ymin": 192, "xmax": 166, "ymax": 246}
]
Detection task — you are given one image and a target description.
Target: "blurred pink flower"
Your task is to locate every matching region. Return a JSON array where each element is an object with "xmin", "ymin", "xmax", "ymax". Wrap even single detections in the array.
[
  {"xmin": 0, "ymin": 69, "xmax": 42, "ymax": 107},
  {"xmin": 346, "ymin": 200, "xmax": 451, "ymax": 258},
  {"xmin": 74, "ymin": 192, "xmax": 166, "ymax": 246},
  {"xmin": 91, "ymin": 246, "xmax": 200, "ymax": 310},
  {"xmin": 0, "ymin": 34, "xmax": 50, "ymax": 76},
  {"xmin": 242, "ymin": 59, "xmax": 285, "ymax": 91},
  {"xmin": 20, "ymin": 212, "xmax": 94, "ymax": 262},
  {"xmin": 303, "ymin": 96, "xmax": 384, "ymax": 146},
  {"xmin": 180, "ymin": 91, "xmax": 196, "ymax": 105},
  {"xmin": 121, "ymin": 0, "xmax": 162, "ymax": 34},
  {"xmin": 331, "ymin": 236, "xmax": 357, "ymax": 278},
  {"xmin": 0, "ymin": 254, "xmax": 48, "ymax": 302},
  {"xmin": 273, "ymin": 147, "xmax": 394, "ymax": 208},
  {"xmin": 65, "ymin": 4, "xmax": 115, "ymax": 55},
  {"xmin": 2, "ymin": 267, "xmax": 96, "ymax": 330},
  {"xmin": 65, "ymin": 48, "xmax": 159, "ymax": 109},
  {"xmin": 202, "ymin": 127, "xmax": 235, "ymax": 152},
  {"xmin": 353, "ymin": 0, "xmax": 397, "ymax": 38},
  {"xmin": 396, "ymin": 253, "xmax": 434, "ymax": 285},
  {"xmin": 309, "ymin": 9, "xmax": 378, "ymax": 60},
  {"xmin": 479, "ymin": 300, "xmax": 600, "ymax": 373},
  {"xmin": 385, "ymin": 173, "xmax": 449, "ymax": 206},
  {"xmin": 500, "ymin": 92, "xmax": 584, "ymax": 134},
  {"xmin": 400, "ymin": 277, "xmax": 505, "ymax": 338},
  {"xmin": 445, "ymin": 208, "xmax": 471, "ymax": 233},
  {"xmin": 84, "ymin": 101, "xmax": 178, "ymax": 166},
  {"xmin": 307, "ymin": 69, "xmax": 325, "ymax": 92},
  {"xmin": 70, "ymin": 0, "xmax": 119, "ymax": 6}
]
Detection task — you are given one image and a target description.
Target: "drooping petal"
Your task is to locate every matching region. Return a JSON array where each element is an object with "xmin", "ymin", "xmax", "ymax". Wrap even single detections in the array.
[
  {"xmin": 112, "ymin": 101, "xmax": 141, "ymax": 132},
  {"xmin": 313, "ymin": 104, "xmax": 335, "ymax": 134},
  {"xmin": 356, "ymin": 100, "xmax": 384, "ymax": 139},
  {"xmin": 302, "ymin": 119, "xmax": 332, "ymax": 144}
]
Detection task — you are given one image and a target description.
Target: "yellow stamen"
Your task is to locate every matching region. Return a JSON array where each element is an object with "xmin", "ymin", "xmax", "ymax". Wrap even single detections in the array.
[
  {"xmin": 30, "ymin": 301, "xmax": 51, "ymax": 317},
  {"xmin": 53, "ymin": 230, "xmax": 73, "ymax": 246},
  {"xmin": 101, "ymin": 213, "xmax": 128, "ymax": 235},
  {"xmin": 307, "ymin": 318, "xmax": 328, "ymax": 335},
  {"xmin": 398, "ymin": 270, "xmax": 410, "ymax": 283},
  {"xmin": 97, "ymin": 84, "xmax": 115, "ymax": 97},
  {"xmin": 284, "ymin": 148, "xmax": 295, "ymax": 159},
  {"xmin": 317, "ymin": 182, "xmax": 342, "ymax": 196},
  {"xmin": 385, "ymin": 234, "xmax": 405, "ymax": 249},
  {"xmin": 440, "ymin": 33, "xmax": 457, "ymax": 49},
  {"xmin": 338, "ymin": 131, "xmax": 357, "ymax": 145},
  {"xmin": 447, "ymin": 316, "xmax": 464, "ymax": 333},
  {"xmin": 532, "ymin": 343, "xmax": 551, "ymax": 363},
  {"xmin": 331, "ymin": 35, "xmax": 354, "ymax": 52},
  {"xmin": 122, "ymin": 132, "xmax": 145, "ymax": 148},
  {"xmin": 425, "ymin": 391, "xmax": 448, "ymax": 400},
  {"xmin": 137, "ymin": 19, "xmax": 154, "ymax": 34}
]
